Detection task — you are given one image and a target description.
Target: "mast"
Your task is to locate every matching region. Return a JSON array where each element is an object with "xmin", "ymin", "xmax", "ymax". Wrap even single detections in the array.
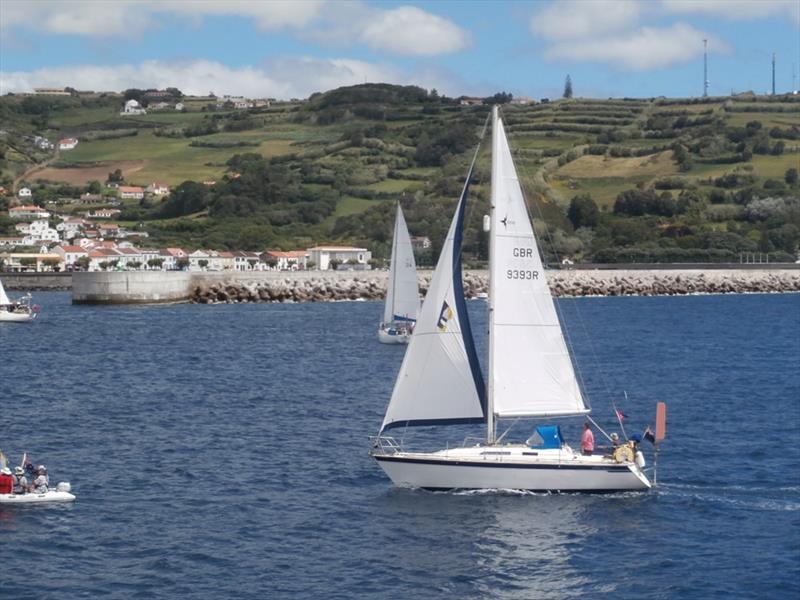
[
  {"xmin": 390, "ymin": 202, "xmax": 400, "ymax": 319},
  {"xmin": 487, "ymin": 105, "xmax": 499, "ymax": 445}
]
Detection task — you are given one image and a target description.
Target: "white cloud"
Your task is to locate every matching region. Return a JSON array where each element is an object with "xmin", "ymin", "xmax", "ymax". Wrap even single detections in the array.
[
  {"xmin": 359, "ymin": 6, "xmax": 470, "ymax": 55},
  {"xmin": 546, "ymin": 23, "xmax": 728, "ymax": 70},
  {"xmin": 0, "ymin": 57, "xmax": 469, "ymax": 99},
  {"xmin": 661, "ymin": 0, "xmax": 799, "ymax": 22},
  {"xmin": 530, "ymin": 0, "xmax": 641, "ymax": 40},
  {"xmin": 0, "ymin": 1, "xmax": 469, "ymax": 56},
  {"xmin": 0, "ymin": 1, "xmax": 325, "ymax": 37}
]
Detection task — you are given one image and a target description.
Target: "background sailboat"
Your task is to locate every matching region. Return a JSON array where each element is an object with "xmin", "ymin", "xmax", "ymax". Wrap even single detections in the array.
[
  {"xmin": 378, "ymin": 203, "xmax": 419, "ymax": 344},
  {"xmin": 0, "ymin": 277, "xmax": 38, "ymax": 323},
  {"xmin": 371, "ymin": 107, "xmax": 659, "ymax": 492}
]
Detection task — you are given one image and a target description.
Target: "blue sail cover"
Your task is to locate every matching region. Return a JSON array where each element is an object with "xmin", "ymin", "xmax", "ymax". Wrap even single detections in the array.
[{"xmin": 529, "ymin": 425, "xmax": 563, "ymax": 449}]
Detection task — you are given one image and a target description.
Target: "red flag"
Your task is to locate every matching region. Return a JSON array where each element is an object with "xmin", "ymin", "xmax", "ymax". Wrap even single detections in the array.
[{"xmin": 615, "ymin": 409, "xmax": 627, "ymax": 423}]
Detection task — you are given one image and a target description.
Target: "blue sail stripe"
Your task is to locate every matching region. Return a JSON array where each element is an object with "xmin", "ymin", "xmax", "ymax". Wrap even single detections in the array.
[{"xmin": 452, "ymin": 166, "xmax": 487, "ymax": 419}]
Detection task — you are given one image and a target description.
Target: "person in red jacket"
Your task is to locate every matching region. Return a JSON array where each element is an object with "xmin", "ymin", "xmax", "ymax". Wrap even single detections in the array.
[{"xmin": 0, "ymin": 467, "xmax": 14, "ymax": 494}]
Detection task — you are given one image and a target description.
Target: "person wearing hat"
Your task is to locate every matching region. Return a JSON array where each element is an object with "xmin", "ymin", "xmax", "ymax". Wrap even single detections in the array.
[
  {"xmin": 32, "ymin": 465, "xmax": 49, "ymax": 494},
  {"xmin": 0, "ymin": 467, "xmax": 13, "ymax": 494},
  {"xmin": 12, "ymin": 466, "xmax": 29, "ymax": 494}
]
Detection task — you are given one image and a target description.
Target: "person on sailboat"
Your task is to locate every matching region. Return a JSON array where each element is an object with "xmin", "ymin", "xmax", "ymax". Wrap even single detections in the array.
[
  {"xmin": 0, "ymin": 468, "xmax": 13, "ymax": 494},
  {"xmin": 32, "ymin": 465, "xmax": 49, "ymax": 493},
  {"xmin": 581, "ymin": 423, "xmax": 595, "ymax": 456},
  {"xmin": 12, "ymin": 466, "xmax": 29, "ymax": 494}
]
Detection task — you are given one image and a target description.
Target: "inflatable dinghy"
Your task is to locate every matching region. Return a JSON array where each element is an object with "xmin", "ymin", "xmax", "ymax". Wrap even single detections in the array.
[{"xmin": 0, "ymin": 483, "xmax": 75, "ymax": 504}]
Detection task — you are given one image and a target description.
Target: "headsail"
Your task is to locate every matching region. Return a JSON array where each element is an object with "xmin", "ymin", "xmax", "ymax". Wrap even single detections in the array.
[
  {"xmin": 488, "ymin": 110, "xmax": 588, "ymax": 418},
  {"xmin": 380, "ymin": 168, "xmax": 485, "ymax": 432},
  {"xmin": 0, "ymin": 278, "xmax": 11, "ymax": 305},
  {"xmin": 383, "ymin": 204, "xmax": 419, "ymax": 324}
]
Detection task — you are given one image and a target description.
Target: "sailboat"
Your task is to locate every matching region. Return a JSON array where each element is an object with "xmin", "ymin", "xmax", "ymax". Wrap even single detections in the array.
[
  {"xmin": 371, "ymin": 107, "xmax": 658, "ymax": 492},
  {"xmin": 378, "ymin": 203, "xmax": 420, "ymax": 344},
  {"xmin": 0, "ymin": 277, "xmax": 38, "ymax": 323}
]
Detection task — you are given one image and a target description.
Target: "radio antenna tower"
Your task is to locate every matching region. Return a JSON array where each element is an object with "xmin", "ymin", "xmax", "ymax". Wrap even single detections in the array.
[
  {"xmin": 772, "ymin": 53, "xmax": 776, "ymax": 95},
  {"xmin": 703, "ymin": 39, "xmax": 709, "ymax": 97}
]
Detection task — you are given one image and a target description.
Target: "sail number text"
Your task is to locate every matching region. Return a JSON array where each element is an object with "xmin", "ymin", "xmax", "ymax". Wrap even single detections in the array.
[
  {"xmin": 506, "ymin": 269, "xmax": 539, "ymax": 280},
  {"xmin": 507, "ymin": 247, "xmax": 539, "ymax": 280}
]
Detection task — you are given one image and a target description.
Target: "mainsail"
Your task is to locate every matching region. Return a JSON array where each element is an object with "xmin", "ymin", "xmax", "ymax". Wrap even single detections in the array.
[
  {"xmin": 488, "ymin": 110, "xmax": 588, "ymax": 418},
  {"xmin": 380, "ymin": 168, "xmax": 485, "ymax": 431},
  {"xmin": 0, "ymin": 278, "xmax": 11, "ymax": 305},
  {"xmin": 383, "ymin": 204, "xmax": 419, "ymax": 324}
]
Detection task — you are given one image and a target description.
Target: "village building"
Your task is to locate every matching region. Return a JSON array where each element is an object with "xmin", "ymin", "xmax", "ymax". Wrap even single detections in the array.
[
  {"xmin": 120, "ymin": 99, "xmax": 146, "ymax": 116},
  {"xmin": 306, "ymin": 246, "xmax": 372, "ymax": 270},
  {"xmin": 52, "ymin": 245, "xmax": 89, "ymax": 269},
  {"xmin": 175, "ymin": 102, "xmax": 185, "ymax": 111},
  {"xmin": 263, "ymin": 250, "xmax": 309, "ymax": 270},
  {"xmin": 0, "ymin": 251, "xmax": 63, "ymax": 272},
  {"xmin": 9, "ymin": 205, "xmax": 50, "ymax": 220},
  {"xmin": 56, "ymin": 217, "xmax": 89, "ymax": 240},
  {"xmin": 410, "ymin": 236, "xmax": 432, "ymax": 253},
  {"xmin": 58, "ymin": 138, "xmax": 79, "ymax": 150},
  {"xmin": 17, "ymin": 187, "xmax": 32, "ymax": 198},
  {"xmin": 19, "ymin": 219, "xmax": 60, "ymax": 244},
  {"xmin": 145, "ymin": 183, "xmax": 169, "ymax": 196},
  {"xmin": 76, "ymin": 193, "xmax": 104, "ymax": 204},
  {"xmin": 34, "ymin": 87, "xmax": 70, "ymax": 96},
  {"xmin": 459, "ymin": 97, "xmax": 483, "ymax": 106},
  {"xmin": 0, "ymin": 236, "xmax": 26, "ymax": 247},
  {"xmin": 87, "ymin": 208, "xmax": 121, "ymax": 219},
  {"xmin": 118, "ymin": 186, "xmax": 144, "ymax": 200}
]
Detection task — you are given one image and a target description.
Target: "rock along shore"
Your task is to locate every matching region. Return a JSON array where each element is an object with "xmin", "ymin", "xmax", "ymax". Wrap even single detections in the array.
[{"xmin": 190, "ymin": 269, "xmax": 800, "ymax": 304}]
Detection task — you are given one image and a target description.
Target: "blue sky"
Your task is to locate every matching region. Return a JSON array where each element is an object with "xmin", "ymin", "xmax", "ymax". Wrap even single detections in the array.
[{"xmin": 1, "ymin": 0, "xmax": 798, "ymax": 99}]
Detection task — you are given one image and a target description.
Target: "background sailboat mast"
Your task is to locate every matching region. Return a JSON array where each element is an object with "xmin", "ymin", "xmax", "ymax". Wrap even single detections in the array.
[
  {"xmin": 390, "ymin": 203, "xmax": 400, "ymax": 318},
  {"xmin": 487, "ymin": 105, "xmax": 499, "ymax": 445}
]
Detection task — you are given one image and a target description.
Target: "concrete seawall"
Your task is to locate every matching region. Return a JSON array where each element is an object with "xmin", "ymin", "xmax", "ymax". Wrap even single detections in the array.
[
  {"xmin": 2, "ymin": 272, "xmax": 72, "ymax": 290},
  {"xmin": 70, "ymin": 268, "xmax": 800, "ymax": 304}
]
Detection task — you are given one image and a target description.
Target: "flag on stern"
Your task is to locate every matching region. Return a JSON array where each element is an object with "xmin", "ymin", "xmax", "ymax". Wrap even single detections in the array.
[
  {"xmin": 615, "ymin": 408, "xmax": 627, "ymax": 423},
  {"xmin": 643, "ymin": 427, "xmax": 656, "ymax": 445}
]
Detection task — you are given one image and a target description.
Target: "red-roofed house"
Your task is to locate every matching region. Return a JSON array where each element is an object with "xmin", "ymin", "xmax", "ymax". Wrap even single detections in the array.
[
  {"xmin": 58, "ymin": 138, "xmax": 78, "ymax": 150},
  {"xmin": 263, "ymin": 250, "xmax": 309, "ymax": 270},
  {"xmin": 9, "ymin": 205, "xmax": 50, "ymax": 220},
  {"xmin": 118, "ymin": 186, "xmax": 144, "ymax": 199}
]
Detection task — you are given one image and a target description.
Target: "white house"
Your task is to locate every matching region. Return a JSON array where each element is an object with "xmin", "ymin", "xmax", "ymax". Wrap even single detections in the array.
[
  {"xmin": 9, "ymin": 205, "xmax": 50, "ymax": 220},
  {"xmin": 145, "ymin": 183, "xmax": 169, "ymax": 196},
  {"xmin": 18, "ymin": 187, "xmax": 32, "ymax": 198},
  {"xmin": 21, "ymin": 219, "xmax": 60, "ymax": 244},
  {"xmin": 263, "ymin": 250, "xmax": 308, "ymax": 270},
  {"xmin": 58, "ymin": 138, "xmax": 79, "ymax": 150},
  {"xmin": 306, "ymin": 246, "xmax": 371, "ymax": 270},
  {"xmin": 87, "ymin": 208, "xmax": 121, "ymax": 219},
  {"xmin": 121, "ymin": 99, "xmax": 146, "ymax": 116},
  {"xmin": 0, "ymin": 236, "xmax": 26, "ymax": 247},
  {"xmin": 56, "ymin": 217, "xmax": 89, "ymax": 240},
  {"xmin": 53, "ymin": 244, "xmax": 89, "ymax": 269},
  {"xmin": 175, "ymin": 102, "xmax": 185, "ymax": 111},
  {"xmin": 233, "ymin": 251, "xmax": 263, "ymax": 271}
]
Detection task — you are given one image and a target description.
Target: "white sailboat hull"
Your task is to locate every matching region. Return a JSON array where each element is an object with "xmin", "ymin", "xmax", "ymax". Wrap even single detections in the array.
[
  {"xmin": 0, "ymin": 309, "xmax": 36, "ymax": 322},
  {"xmin": 378, "ymin": 326, "xmax": 412, "ymax": 345},
  {"xmin": 372, "ymin": 446, "xmax": 651, "ymax": 492}
]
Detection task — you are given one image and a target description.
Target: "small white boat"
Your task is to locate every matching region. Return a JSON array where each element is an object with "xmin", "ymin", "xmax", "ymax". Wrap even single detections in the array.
[
  {"xmin": 0, "ymin": 484, "xmax": 75, "ymax": 504},
  {"xmin": 371, "ymin": 107, "xmax": 665, "ymax": 492},
  {"xmin": 378, "ymin": 203, "xmax": 420, "ymax": 344},
  {"xmin": 0, "ymin": 278, "xmax": 38, "ymax": 323}
]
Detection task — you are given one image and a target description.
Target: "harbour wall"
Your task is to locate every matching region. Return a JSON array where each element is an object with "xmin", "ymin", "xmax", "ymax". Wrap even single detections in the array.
[
  {"xmin": 68, "ymin": 268, "xmax": 800, "ymax": 304},
  {"xmin": 2, "ymin": 272, "xmax": 72, "ymax": 290}
]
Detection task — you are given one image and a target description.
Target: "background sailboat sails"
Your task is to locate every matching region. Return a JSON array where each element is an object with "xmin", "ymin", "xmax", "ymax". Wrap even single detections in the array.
[
  {"xmin": 488, "ymin": 114, "xmax": 588, "ymax": 419},
  {"xmin": 380, "ymin": 168, "xmax": 485, "ymax": 431},
  {"xmin": 383, "ymin": 204, "xmax": 419, "ymax": 325}
]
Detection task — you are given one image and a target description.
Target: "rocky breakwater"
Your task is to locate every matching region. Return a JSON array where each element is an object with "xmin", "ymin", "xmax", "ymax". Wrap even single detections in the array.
[{"xmin": 189, "ymin": 268, "xmax": 800, "ymax": 304}]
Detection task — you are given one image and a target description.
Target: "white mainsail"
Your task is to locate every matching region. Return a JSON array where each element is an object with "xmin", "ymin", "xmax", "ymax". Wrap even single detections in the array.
[
  {"xmin": 383, "ymin": 204, "xmax": 419, "ymax": 325},
  {"xmin": 380, "ymin": 170, "xmax": 485, "ymax": 431},
  {"xmin": 488, "ymin": 109, "xmax": 588, "ymax": 419},
  {"xmin": 0, "ymin": 278, "xmax": 11, "ymax": 305}
]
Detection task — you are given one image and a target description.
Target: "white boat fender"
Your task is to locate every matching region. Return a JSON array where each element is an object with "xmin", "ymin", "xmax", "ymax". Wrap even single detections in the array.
[
  {"xmin": 56, "ymin": 482, "xmax": 71, "ymax": 493},
  {"xmin": 635, "ymin": 450, "xmax": 646, "ymax": 469}
]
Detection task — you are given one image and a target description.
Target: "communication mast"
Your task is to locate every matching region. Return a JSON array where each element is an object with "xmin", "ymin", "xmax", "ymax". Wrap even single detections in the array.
[
  {"xmin": 703, "ymin": 39, "xmax": 709, "ymax": 97},
  {"xmin": 772, "ymin": 53, "xmax": 776, "ymax": 95}
]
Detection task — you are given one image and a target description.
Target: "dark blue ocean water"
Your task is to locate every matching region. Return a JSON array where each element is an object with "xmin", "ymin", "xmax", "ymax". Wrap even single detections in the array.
[{"xmin": 1, "ymin": 292, "xmax": 798, "ymax": 599}]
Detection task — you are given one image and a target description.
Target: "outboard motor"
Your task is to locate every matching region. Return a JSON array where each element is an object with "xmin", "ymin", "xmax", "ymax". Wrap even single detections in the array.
[{"xmin": 56, "ymin": 482, "xmax": 71, "ymax": 493}]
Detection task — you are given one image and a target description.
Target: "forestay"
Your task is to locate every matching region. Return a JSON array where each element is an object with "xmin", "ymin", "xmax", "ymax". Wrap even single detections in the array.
[
  {"xmin": 383, "ymin": 204, "xmax": 419, "ymax": 324},
  {"xmin": 489, "ymin": 113, "xmax": 588, "ymax": 418},
  {"xmin": 380, "ymin": 169, "xmax": 485, "ymax": 431}
]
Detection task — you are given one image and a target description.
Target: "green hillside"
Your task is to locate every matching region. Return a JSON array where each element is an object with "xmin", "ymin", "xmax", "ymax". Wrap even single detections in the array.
[{"xmin": 1, "ymin": 85, "xmax": 798, "ymax": 264}]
